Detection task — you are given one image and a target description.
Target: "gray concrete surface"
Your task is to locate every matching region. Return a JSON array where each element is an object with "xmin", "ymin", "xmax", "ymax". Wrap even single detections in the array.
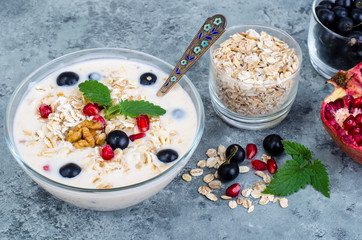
[{"xmin": 0, "ymin": 0, "xmax": 361, "ymax": 239}]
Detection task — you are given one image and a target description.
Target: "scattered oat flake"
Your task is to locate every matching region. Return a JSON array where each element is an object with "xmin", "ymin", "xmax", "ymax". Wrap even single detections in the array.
[
  {"xmin": 263, "ymin": 173, "xmax": 271, "ymax": 183},
  {"xmin": 242, "ymin": 188, "xmax": 252, "ymax": 197},
  {"xmin": 217, "ymin": 144, "xmax": 226, "ymax": 156},
  {"xmin": 253, "ymin": 182, "xmax": 266, "ymax": 191},
  {"xmin": 229, "ymin": 200, "xmax": 237, "ymax": 209},
  {"xmin": 205, "ymin": 193, "xmax": 218, "ymax": 202},
  {"xmin": 190, "ymin": 168, "xmax": 203, "ymax": 177},
  {"xmin": 203, "ymin": 173, "xmax": 215, "ymax": 183},
  {"xmin": 239, "ymin": 166, "xmax": 250, "ymax": 173},
  {"xmin": 248, "ymin": 205, "xmax": 255, "ymax": 213},
  {"xmin": 198, "ymin": 186, "xmax": 211, "ymax": 196},
  {"xmin": 261, "ymin": 154, "xmax": 271, "ymax": 163},
  {"xmin": 182, "ymin": 173, "xmax": 192, "ymax": 182},
  {"xmin": 279, "ymin": 198, "xmax": 288, "ymax": 208},
  {"xmin": 259, "ymin": 196, "xmax": 270, "ymax": 205},
  {"xmin": 251, "ymin": 190, "xmax": 261, "ymax": 199},
  {"xmin": 254, "ymin": 171, "xmax": 265, "ymax": 178},
  {"xmin": 206, "ymin": 157, "xmax": 219, "ymax": 168},
  {"xmin": 214, "ymin": 171, "xmax": 219, "ymax": 179},
  {"xmin": 221, "ymin": 195, "xmax": 232, "ymax": 200},
  {"xmin": 208, "ymin": 180, "xmax": 222, "ymax": 189},
  {"xmin": 243, "ymin": 198, "xmax": 252, "ymax": 209},
  {"xmin": 273, "ymin": 197, "xmax": 279, "ymax": 203},
  {"xmin": 197, "ymin": 160, "xmax": 207, "ymax": 168},
  {"xmin": 237, "ymin": 197, "xmax": 244, "ymax": 205},
  {"xmin": 206, "ymin": 148, "xmax": 218, "ymax": 158}
]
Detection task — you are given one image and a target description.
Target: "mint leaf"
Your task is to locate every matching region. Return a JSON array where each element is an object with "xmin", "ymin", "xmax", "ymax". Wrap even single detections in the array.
[
  {"xmin": 263, "ymin": 160, "xmax": 313, "ymax": 196},
  {"xmin": 306, "ymin": 159, "xmax": 330, "ymax": 198},
  {"xmin": 119, "ymin": 99, "xmax": 166, "ymax": 118},
  {"xmin": 104, "ymin": 104, "xmax": 122, "ymax": 119},
  {"xmin": 282, "ymin": 140, "xmax": 312, "ymax": 161},
  {"xmin": 78, "ymin": 80, "xmax": 112, "ymax": 107}
]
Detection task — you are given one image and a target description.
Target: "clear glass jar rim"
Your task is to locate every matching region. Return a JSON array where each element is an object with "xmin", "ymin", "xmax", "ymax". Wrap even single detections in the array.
[
  {"xmin": 209, "ymin": 24, "xmax": 302, "ymax": 87},
  {"xmin": 5, "ymin": 48, "xmax": 205, "ymax": 193}
]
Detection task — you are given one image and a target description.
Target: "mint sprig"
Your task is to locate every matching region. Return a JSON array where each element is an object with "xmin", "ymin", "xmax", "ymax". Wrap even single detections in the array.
[
  {"xmin": 263, "ymin": 141, "xmax": 330, "ymax": 198},
  {"xmin": 78, "ymin": 80, "xmax": 166, "ymax": 119}
]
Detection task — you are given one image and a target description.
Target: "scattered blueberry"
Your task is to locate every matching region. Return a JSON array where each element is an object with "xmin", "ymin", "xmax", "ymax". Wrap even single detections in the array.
[
  {"xmin": 56, "ymin": 71, "xmax": 79, "ymax": 86},
  {"xmin": 59, "ymin": 163, "xmax": 81, "ymax": 178},
  {"xmin": 106, "ymin": 130, "xmax": 129, "ymax": 150},
  {"xmin": 172, "ymin": 109, "xmax": 186, "ymax": 119},
  {"xmin": 332, "ymin": 6, "xmax": 348, "ymax": 18},
  {"xmin": 140, "ymin": 72, "xmax": 157, "ymax": 85},
  {"xmin": 217, "ymin": 162, "xmax": 239, "ymax": 182},
  {"xmin": 318, "ymin": 0, "xmax": 334, "ymax": 9},
  {"xmin": 225, "ymin": 144, "xmax": 245, "ymax": 164},
  {"xmin": 317, "ymin": 9, "xmax": 336, "ymax": 28},
  {"xmin": 336, "ymin": 17, "xmax": 354, "ymax": 34},
  {"xmin": 156, "ymin": 149, "xmax": 178, "ymax": 163},
  {"xmin": 88, "ymin": 72, "xmax": 102, "ymax": 81},
  {"xmin": 263, "ymin": 134, "xmax": 284, "ymax": 156}
]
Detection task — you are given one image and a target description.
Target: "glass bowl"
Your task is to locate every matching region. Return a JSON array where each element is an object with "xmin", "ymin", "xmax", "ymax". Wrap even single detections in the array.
[
  {"xmin": 4, "ymin": 48, "xmax": 205, "ymax": 211},
  {"xmin": 308, "ymin": 0, "xmax": 362, "ymax": 79},
  {"xmin": 209, "ymin": 24, "xmax": 302, "ymax": 130}
]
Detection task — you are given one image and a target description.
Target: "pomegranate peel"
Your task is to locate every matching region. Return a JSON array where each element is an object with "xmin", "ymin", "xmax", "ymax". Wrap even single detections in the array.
[{"xmin": 321, "ymin": 62, "xmax": 362, "ymax": 164}]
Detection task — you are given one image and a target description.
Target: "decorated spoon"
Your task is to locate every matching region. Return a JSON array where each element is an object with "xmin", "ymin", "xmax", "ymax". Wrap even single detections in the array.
[{"xmin": 156, "ymin": 14, "xmax": 227, "ymax": 97}]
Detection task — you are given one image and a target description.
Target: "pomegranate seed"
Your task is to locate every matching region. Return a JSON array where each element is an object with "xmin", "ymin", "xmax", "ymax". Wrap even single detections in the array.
[
  {"xmin": 101, "ymin": 144, "xmax": 114, "ymax": 160},
  {"xmin": 332, "ymin": 98, "xmax": 343, "ymax": 110},
  {"xmin": 343, "ymin": 95, "xmax": 353, "ymax": 107},
  {"xmin": 43, "ymin": 165, "xmax": 49, "ymax": 171},
  {"xmin": 343, "ymin": 115, "xmax": 357, "ymax": 130},
  {"xmin": 129, "ymin": 133, "xmax": 146, "ymax": 141},
  {"xmin": 251, "ymin": 160, "xmax": 267, "ymax": 171},
  {"xmin": 353, "ymin": 133, "xmax": 362, "ymax": 145},
  {"xmin": 225, "ymin": 183, "xmax": 241, "ymax": 198},
  {"xmin": 325, "ymin": 103, "xmax": 336, "ymax": 114},
  {"xmin": 348, "ymin": 126, "xmax": 361, "ymax": 135},
  {"xmin": 83, "ymin": 103, "xmax": 100, "ymax": 116},
  {"xmin": 136, "ymin": 115, "xmax": 150, "ymax": 132},
  {"xmin": 94, "ymin": 103, "xmax": 104, "ymax": 111},
  {"xmin": 267, "ymin": 158, "xmax": 278, "ymax": 174},
  {"xmin": 349, "ymin": 106, "xmax": 355, "ymax": 114},
  {"xmin": 351, "ymin": 97, "xmax": 362, "ymax": 108},
  {"xmin": 246, "ymin": 143, "xmax": 257, "ymax": 159},
  {"xmin": 324, "ymin": 109, "xmax": 334, "ymax": 120},
  {"xmin": 92, "ymin": 115, "xmax": 106, "ymax": 129},
  {"xmin": 39, "ymin": 104, "xmax": 52, "ymax": 118},
  {"xmin": 356, "ymin": 114, "xmax": 362, "ymax": 126},
  {"xmin": 328, "ymin": 102, "xmax": 339, "ymax": 111}
]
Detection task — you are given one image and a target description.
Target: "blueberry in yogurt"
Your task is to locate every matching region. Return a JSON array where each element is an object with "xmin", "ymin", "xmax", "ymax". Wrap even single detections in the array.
[
  {"xmin": 157, "ymin": 149, "xmax": 178, "ymax": 163},
  {"xmin": 172, "ymin": 109, "xmax": 186, "ymax": 119},
  {"xmin": 56, "ymin": 71, "xmax": 79, "ymax": 86},
  {"xmin": 59, "ymin": 163, "xmax": 81, "ymax": 178},
  {"xmin": 140, "ymin": 72, "xmax": 157, "ymax": 85},
  {"xmin": 106, "ymin": 130, "xmax": 129, "ymax": 150},
  {"xmin": 88, "ymin": 72, "xmax": 102, "ymax": 81}
]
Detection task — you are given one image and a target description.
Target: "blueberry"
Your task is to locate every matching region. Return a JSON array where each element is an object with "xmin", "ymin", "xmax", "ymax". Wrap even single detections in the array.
[
  {"xmin": 106, "ymin": 130, "xmax": 129, "ymax": 150},
  {"xmin": 350, "ymin": 9, "xmax": 362, "ymax": 25},
  {"xmin": 88, "ymin": 72, "xmax": 102, "ymax": 81},
  {"xmin": 335, "ymin": 0, "xmax": 352, "ymax": 8},
  {"xmin": 263, "ymin": 134, "xmax": 284, "ymax": 156},
  {"xmin": 317, "ymin": 9, "xmax": 336, "ymax": 28},
  {"xmin": 217, "ymin": 162, "xmax": 239, "ymax": 182},
  {"xmin": 59, "ymin": 163, "xmax": 81, "ymax": 178},
  {"xmin": 332, "ymin": 6, "xmax": 348, "ymax": 18},
  {"xmin": 56, "ymin": 71, "xmax": 79, "ymax": 86},
  {"xmin": 336, "ymin": 17, "xmax": 354, "ymax": 34},
  {"xmin": 355, "ymin": 0, "xmax": 362, "ymax": 9},
  {"xmin": 172, "ymin": 109, "xmax": 185, "ymax": 119},
  {"xmin": 140, "ymin": 72, "xmax": 157, "ymax": 85},
  {"xmin": 225, "ymin": 144, "xmax": 245, "ymax": 164},
  {"xmin": 316, "ymin": 5, "xmax": 327, "ymax": 15},
  {"xmin": 318, "ymin": 0, "xmax": 334, "ymax": 9},
  {"xmin": 156, "ymin": 149, "xmax": 178, "ymax": 163}
]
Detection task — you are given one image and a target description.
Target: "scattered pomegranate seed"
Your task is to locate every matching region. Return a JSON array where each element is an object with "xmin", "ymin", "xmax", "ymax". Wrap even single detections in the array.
[
  {"xmin": 129, "ymin": 133, "xmax": 146, "ymax": 141},
  {"xmin": 351, "ymin": 97, "xmax": 362, "ymax": 108},
  {"xmin": 43, "ymin": 165, "xmax": 49, "ymax": 171},
  {"xmin": 355, "ymin": 114, "xmax": 362, "ymax": 126},
  {"xmin": 225, "ymin": 183, "xmax": 241, "ymax": 198},
  {"xmin": 136, "ymin": 115, "xmax": 150, "ymax": 132},
  {"xmin": 343, "ymin": 115, "xmax": 357, "ymax": 130},
  {"xmin": 246, "ymin": 144, "xmax": 257, "ymax": 159},
  {"xmin": 343, "ymin": 95, "xmax": 353, "ymax": 107},
  {"xmin": 83, "ymin": 103, "xmax": 100, "ymax": 116},
  {"xmin": 101, "ymin": 144, "xmax": 114, "ymax": 160},
  {"xmin": 267, "ymin": 158, "xmax": 278, "ymax": 174},
  {"xmin": 353, "ymin": 133, "xmax": 362, "ymax": 145},
  {"xmin": 348, "ymin": 126, "xmax": 361, "ymax": 135},
  {"xmin": 39, "ymin": 104, "xmax": 52, "ymax": 118},
  {"xmin": 92, "ymin": 115, "xmax": 106, "ymax": 129},
  {"xmin": 251, "ymin": 160, "xmax": 267, "ymax": 171}
]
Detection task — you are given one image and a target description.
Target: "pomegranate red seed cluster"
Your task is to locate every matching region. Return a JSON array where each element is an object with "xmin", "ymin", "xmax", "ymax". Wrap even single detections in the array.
[{"xmin": 182, "ymin": 144, "xmax": 289, "ymax": 212}]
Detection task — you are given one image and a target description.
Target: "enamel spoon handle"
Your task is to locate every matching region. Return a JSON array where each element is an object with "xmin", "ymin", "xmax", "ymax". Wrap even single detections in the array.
[{"xmin": 156, "ymin": 14, "xmax": 227, "ymax": 97}]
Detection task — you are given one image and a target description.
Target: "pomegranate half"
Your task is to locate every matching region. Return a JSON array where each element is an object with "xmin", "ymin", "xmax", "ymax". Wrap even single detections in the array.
[{"xmin": 321, "ymin": 62, "xmax": 362, "ymax": 164}]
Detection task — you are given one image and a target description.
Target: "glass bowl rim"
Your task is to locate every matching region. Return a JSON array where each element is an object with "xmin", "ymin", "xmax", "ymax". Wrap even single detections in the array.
[
  {"xmin": 209, "ymin": 24, "xmax": 302, "ymax": 87},
  {"xmin": 312, "ymin": 0, "xmax": 355, "ymax": 41},
  {"xmin": 4, "ymin": 47, "xmax": 205, "ymax": 193}
]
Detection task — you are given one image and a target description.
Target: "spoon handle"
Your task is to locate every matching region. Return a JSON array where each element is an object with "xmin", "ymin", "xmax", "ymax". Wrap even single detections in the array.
[{"xmin": 156, "ymin": 14, "xmax": 227, "ymax": 97}]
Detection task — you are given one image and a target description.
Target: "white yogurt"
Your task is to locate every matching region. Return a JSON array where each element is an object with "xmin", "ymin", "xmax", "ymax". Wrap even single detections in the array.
[{"xmin": 14, "ymin": 59, "xmax": 197, "ymax": 189}]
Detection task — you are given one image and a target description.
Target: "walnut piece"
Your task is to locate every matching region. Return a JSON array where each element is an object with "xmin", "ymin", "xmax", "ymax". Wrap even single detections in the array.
[{"xmin": 66, "ymin": 120, "xmax": 104, "ymax": 149}]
